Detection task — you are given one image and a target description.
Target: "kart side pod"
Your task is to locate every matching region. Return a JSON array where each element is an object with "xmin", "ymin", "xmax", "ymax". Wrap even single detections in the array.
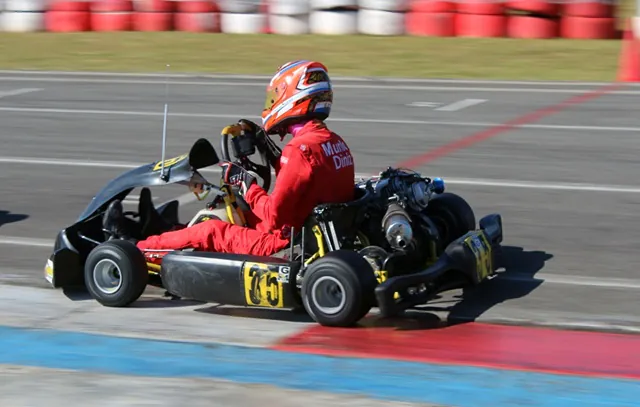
[
  {"xmin": 159, "ymin": 251, "xmax": 301, "ymax": 309},
  {"xmin": 374, "ymin": 213, "xmax": 504, "ymax": 317}
]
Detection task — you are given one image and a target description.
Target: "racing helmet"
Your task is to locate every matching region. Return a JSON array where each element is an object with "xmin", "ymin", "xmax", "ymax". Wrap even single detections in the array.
[{"xmin": 261, "ymin": 60, "xmax": 333, "ymax": 137}]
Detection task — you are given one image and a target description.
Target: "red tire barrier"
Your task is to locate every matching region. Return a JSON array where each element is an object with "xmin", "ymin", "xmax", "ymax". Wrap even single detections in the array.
[
  {"xmin": 457, "ymin": 1, "xmax": 504, "ymax": 16},
  {"xmin": 560, "ymin": 16, "xmax": 615, "ymax": 39},
  {"xmin": 90, "ymin": 0, "xmax": 132, "ymax": 31},
  {"xmin": 132, "ymin": 11, "xmax": 172, "ymax": 30},
  {"xmin": 410, "ymin": 0, "xmax": 456, "ymax": 13},
  {"xmin": 455, "ymin": 13, "xmax": 506, "ymax": 37},
  {"xmin": 561, "ymin": 1, "xmax": 614, "ymax": 18},
  {"xmin": 130, "ymin": 0, "xmax": 172, "ymax": 30},
  {"xmin": 45, "ymin": 10, "xmax": 91, "ymax": 31},
  {"xmin": 174, "ymin": 12, "xmax": 221, "ymax": 32},
  {"xmin": 176, "ymin": 0, "xmax": 218, "ymax": 13},
  {"xmin": 506, "ymin": 0, "xmax": 559, "ymax": 16},
  {"xmin": 507, "ymin": 15, "xmax": 558, "ymax": 38},
  {"xmin": 91, "ymin": 11, "xmax": 132, "ymax": 30},
  {"xmin": 173, "ymin": 0, "xmax": 219, "ymax": 32},
  {"xmin": 134, "ymin": 0, "xmax": 174, "ymax": 12},
  {"xmin": 49, "ymin": 0, "xmax": 91, "ymax": 11},
  {"xmin": 406, "ymin": 11, "xmax": 455, "ymax": 36},
  {"xmin": 91, "ymin": 0, "xmax": 133, "ymax": 11}
]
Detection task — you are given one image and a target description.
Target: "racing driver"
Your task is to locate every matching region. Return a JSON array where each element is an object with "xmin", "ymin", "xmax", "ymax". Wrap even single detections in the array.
[{"xmin": 104, "ymin": 60, "xmax": 356, "ymax": 257}]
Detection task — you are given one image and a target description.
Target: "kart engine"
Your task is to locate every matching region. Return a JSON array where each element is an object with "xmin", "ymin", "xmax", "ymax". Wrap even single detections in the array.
[{"xmin": 371, "ymin": 169, "xmax": 445, "ymax": 252}]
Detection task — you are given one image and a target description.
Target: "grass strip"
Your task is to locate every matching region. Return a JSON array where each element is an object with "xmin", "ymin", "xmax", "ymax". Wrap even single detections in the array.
[{"xmin": 0, "ymin": 33, "xmax": 625, "ymax": 81}]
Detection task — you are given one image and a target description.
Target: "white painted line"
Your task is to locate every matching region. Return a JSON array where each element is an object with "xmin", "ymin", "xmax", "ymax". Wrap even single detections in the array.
[
  {"xmin": 336, "ymin": 78, "xmax": 629, "ymax": 86},
  {"xmin": 0, "ymin": 106, "xmax": 239, "ymax": 118},
  {"xmin": 0, "ymin": 156, "xmax": 139, "ymax": 169},
  {"xmin": 0, "ymin": 236, "xmax": 52, "ymax": 248},
  {"xmin": 2, "ymin": 155, "xmax": 640, "ymax": 194},
  {"xmin": 406, "ymin": 102, "xmax": 442, "ymax": 108},
  {"xmin": 0, "ymin": 69, "xmax": 627, "ymax": 86},
  {"xmin": 1, "ymin": 76, "xmax": 640, "ymax": 94},
  {"xmin": 435, "ymin": 99, "xmax": 487, "ymax": 112},
  {"xmin": 1, "ymin": 106, "xmax": 640, "ymax": 133},
  {"xmin": 443, "ymin": 177, "xmax": 640, "ymax": 194},
  {"xmin": 498, "ymin": 123, "xmax": 640, "ymax": 132},
  {"xmin": 0, "ymin": 88, "xmax": 42, "ymax": 99}
]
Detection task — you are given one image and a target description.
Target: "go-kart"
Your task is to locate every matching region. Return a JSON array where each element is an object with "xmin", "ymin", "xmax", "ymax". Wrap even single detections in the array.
[{"xmin": 44, "ymin": 124, "xmax": 505, "ymax": 327}]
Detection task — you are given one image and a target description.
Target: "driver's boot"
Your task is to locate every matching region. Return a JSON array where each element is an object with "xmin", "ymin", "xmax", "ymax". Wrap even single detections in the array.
[
  {"xmin": 138, "ymin": 187, "xmax": 175, "ymax": 237},
  {"xmin": 102, "ymin": 200, "xmax": 133, "ymax": 241}
]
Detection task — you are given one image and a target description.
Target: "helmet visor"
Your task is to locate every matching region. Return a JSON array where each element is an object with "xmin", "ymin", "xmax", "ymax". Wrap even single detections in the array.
[{"xmin": 264, "ymin": 88, "xmax": 278, "ymax": 111}]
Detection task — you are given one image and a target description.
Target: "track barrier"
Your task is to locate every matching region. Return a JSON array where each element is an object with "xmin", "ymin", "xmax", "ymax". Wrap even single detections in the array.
[{"xmin": 0, "ymin": 0, "xmax": 622, "ymax": 38}]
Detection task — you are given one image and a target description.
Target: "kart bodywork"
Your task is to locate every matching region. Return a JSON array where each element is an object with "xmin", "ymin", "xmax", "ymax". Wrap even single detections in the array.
[{"xmin": 44, "ymin": 138, "xmax": 221, "ymax": 288}]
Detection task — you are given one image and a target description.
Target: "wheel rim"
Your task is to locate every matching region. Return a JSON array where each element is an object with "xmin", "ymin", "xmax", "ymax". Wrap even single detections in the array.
[
  {"xmin": 311, "ymin": 276, "xmax": 346, "ymax": 315},
  {"xmin": 93, "ymin": 258, "xmax": 123, "ymax": 295}
]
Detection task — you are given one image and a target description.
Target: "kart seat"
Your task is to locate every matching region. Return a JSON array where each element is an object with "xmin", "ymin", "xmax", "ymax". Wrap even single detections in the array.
[{"xmin": 292, "ymin": 186, "xmax": 372, "ymax": 256}]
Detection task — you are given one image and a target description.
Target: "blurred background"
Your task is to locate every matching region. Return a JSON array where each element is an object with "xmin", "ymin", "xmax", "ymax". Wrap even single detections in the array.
[
  {"xmin": 0, "ymin": 0, "xmax": 634, "ymax": 80},
  {"xmin": 1, "ymin": 1, "xmax": 640, "ymax": 407}
]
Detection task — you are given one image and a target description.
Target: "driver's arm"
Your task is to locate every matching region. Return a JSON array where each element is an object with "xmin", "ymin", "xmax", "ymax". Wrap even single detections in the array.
[{"xmin": 244, "ymin": 144, "xmax": 311, "ymax": 231}]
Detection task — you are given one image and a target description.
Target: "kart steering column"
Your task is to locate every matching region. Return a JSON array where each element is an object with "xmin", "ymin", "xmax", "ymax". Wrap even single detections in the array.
[{"xmin": 220, "ymin": 124, "xmax": 273, "ymax": 191}]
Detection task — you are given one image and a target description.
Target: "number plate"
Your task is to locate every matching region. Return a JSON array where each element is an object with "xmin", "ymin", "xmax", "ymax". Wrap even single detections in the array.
[
  {"xmin": 242, "ymin": 262, "xmax": 285, "ymax": 308},
  {"xmin": 464, "ymin": 232, "xmax": 493, "ymax": 282}
]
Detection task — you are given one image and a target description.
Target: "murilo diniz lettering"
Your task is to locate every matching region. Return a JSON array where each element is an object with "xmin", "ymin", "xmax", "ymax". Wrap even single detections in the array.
[{"xmin": 321, "ymin": 140, "xmax": 354, "ymax": 170}]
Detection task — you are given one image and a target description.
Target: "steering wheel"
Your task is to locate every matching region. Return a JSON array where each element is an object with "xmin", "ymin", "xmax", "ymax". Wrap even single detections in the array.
[{"xmin": 220, "ymin": 131, "xmax": 272, "ymax": 192}]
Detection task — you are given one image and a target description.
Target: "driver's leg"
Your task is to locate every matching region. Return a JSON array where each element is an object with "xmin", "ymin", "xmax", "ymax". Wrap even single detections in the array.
[{"xmin": 136, "ymin": 218, "xmax": 289, "ymax": 256}]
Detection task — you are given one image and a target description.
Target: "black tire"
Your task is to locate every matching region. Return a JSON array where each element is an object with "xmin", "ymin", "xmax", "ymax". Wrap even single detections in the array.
[
  {"xmin": 301, "ymin": 250, "xmax": 377, "ymax": 327},
  {"xmin": 425, "ymin": 192, "xmax": 476, "ymax": 248},
  {"xmin": 84, "ymin": 240, "xmax": 149, "ymax": 307}
]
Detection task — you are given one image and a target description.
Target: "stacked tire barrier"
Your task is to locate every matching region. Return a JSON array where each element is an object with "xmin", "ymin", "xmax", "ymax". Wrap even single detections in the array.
[
  {"xmin": 270, "ymin": 0, "xmax": 309, "ymax": 34},
  {"xmin": 219, "ymin": 0, "xmax": 265, "ymax": 34},
  {"xmin": 1, "ymin": 0, "xmax": 47, "ymax": 32},
  {"xmin": 0, "ymin": 0, "xmax": 620, "ymax": 38}
]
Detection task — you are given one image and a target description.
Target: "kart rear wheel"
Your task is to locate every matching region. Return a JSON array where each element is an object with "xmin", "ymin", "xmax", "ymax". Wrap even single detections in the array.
[
  {"xmin": 425, "ymin": 192, "xmax": 476, "ymax": 248},
  {"xmin": 301, "ymin": 250, "xmax": 377, "ymax": 327},
  {"xmin": 84, "ymin": 240, "xmax": 149, "ymax": 307}
]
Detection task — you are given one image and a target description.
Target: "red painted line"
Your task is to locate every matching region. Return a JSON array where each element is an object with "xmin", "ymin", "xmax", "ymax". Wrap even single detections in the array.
[
  {"xmin": 395, "ymin": 83, "xmax": 622, "ymax": 169},
  {"xmin": 272, "ymin": 322, "xmax": 640, "ymax": 380}
]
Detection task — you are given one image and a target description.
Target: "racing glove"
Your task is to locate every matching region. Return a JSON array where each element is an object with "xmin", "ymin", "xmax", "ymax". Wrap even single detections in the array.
[
  {"xmin": 238, "ymin": 119, "xmax": 282, "ymax": 169},
  {"xmin": 219, "ymin": 161, "xmax": 257, "ymax": 196}
]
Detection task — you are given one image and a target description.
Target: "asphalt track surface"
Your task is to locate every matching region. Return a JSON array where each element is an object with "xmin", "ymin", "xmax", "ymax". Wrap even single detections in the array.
[
  {"xmin": 1, "ymin": 365, "xmax": 440, "ymax": 407},
  {"xmin": 1, "ymin": 71, "xmax": 640, "ymax": 336}
]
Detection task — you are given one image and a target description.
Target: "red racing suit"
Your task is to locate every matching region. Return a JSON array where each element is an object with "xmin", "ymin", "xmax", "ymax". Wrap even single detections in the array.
[{"xmin": 136, "ymin": 120, "xmax": 356, "ymax": 256}]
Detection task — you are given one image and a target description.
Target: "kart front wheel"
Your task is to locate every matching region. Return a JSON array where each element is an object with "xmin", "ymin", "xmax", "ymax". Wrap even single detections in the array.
[
  {"xmin": 301, "ymin": 250, "xmax": 377, "ymax": 327},
  {"xmin": 84, "ymin": 240, "xmax": 148, "ymax": 307}
]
